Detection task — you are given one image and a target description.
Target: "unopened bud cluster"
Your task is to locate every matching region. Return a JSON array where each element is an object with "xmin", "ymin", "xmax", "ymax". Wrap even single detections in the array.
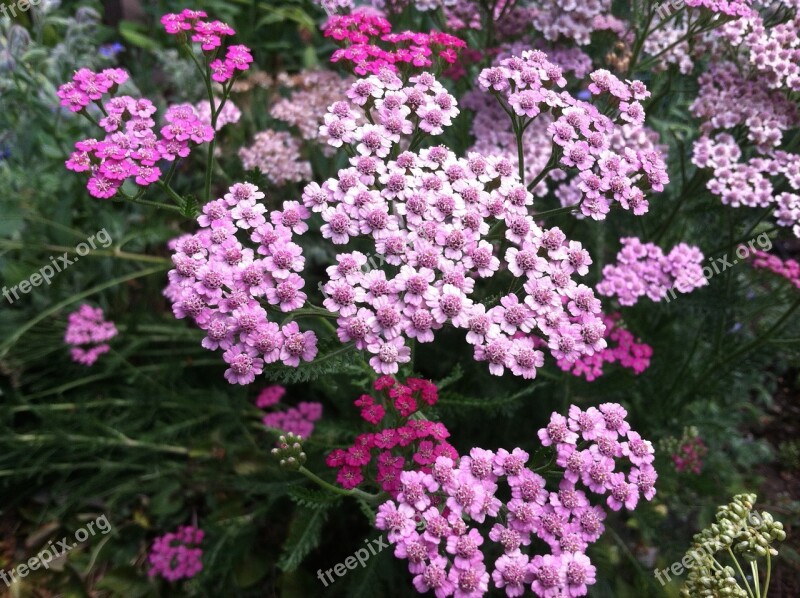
[
  {"xmin": 681, "ymin": 494, "xmax": 786, "ymax": 597},
  {"xmin": 271, "ymin": 433, "xmax": 307, "ymax": 471}
]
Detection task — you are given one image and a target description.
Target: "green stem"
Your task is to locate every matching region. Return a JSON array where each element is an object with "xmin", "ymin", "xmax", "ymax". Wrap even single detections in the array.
[
  {"xmin": 14, "ymin": 433, "xmax": 208, "ymax": 457},
  {"xmin": 513, "ymin": 117, "xmax": 525, "ymax": 184},
  {"xmin": 115, "ymin": 187, "xmax": 182, "ymax": 213},
  {"xmin": 0, "ymin": 240, "xmax": 169, "ymax": 265},
  {"xmin": 728, "ymin": 547, "xmax": 756, "ymax": 598},
  {"xmin": 751, "ymin": 560, "xmax": 761, "ymax": 598},
  {"xmin": 184, "ymin": 44, "xmax": 217, "ymax": 203},
  {"xmin": 764, "ymin": 552, "xmax": 772, "ymax": 597},
  {"xmin": 298, "ymin": 466, "xmax": 384, "ymax": 504},
  {"xmin": 0, "ymin": 265, "xmax": 168, "ymax": 358},
  {"xmin": 155, "ymin": 180, "xmax": 188, "ymax": 209}
]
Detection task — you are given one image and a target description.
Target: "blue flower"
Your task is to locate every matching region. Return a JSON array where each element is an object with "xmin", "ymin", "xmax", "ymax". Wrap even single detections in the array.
[{"xmin": 99, "ymin": 42, "xmax": 124, "ymax": 58}]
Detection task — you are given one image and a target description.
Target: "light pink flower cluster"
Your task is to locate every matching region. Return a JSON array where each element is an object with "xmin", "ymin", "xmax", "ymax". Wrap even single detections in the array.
[
  {"xmin": 749, "ymin": 249, "xmax": 800, "ymax": 289},
  {"xmin": 148, "ymin": 525, "xmax": 204, "ymax": 581},
  {"xmin": 308, "ymin": 70, "xmax": 603, "ymax": 378},
  {"xmin": 690, "ymin": 58, "xmax": 800, "ymax": 237},
  {"xmin": 322, "ymin": 11, "xmax": 466, "ymax": 75},
  {"xmin": 326, "ymin": 375, "xmax": 457, "ymax": 493},
  {"xmin": 556, "ymin": 313, "xmax": 652, "ymax": 381},
  {"xmin": 693, "ymin": 134, "xmax": 800, "ymax": 237},
  {"xmin": 62, "ymin": 79, "xmax": 215, "ymax": 199},
  {"xmin": 164, "ymin": 182, "xmax": 318, "ymax": 385},
  {"xmin": 270, "ymin": 70, "xmax": 355, "ymax": 143},
  {"xmin": 684, "ymin": 0, "xmax": 754, "ymax": 17},
  {"xmin": 255, "ymin": 384, "xmax": 286, "ymax": 407},
  {"xmin": 737, "ymin": 10, "xmax": 800, "ymax": 91},
  {"xmin": 691, "ymin": 63, "xmax": 798, "ymax": 151},
  {"xmin": 596, "ymin": 237, "xmax": 707, "ymax": 306},
  {"xmin": 530, "ymin": 0, "xmax": 613, "ymax": 46},
  {"xmin": 643, "ymin": 21, "xmax": 695, "ymax": 75},
  {"xmin": 64, "ymin": 304, "xmax": 118, "ymax": 366},
  {"xmin": 238, "ymin": 129, "xmax": 312, "ymax": 185},
  {"xmin": 194, "ymin": 98, "xmax": 241, "ymax": 130},
  {"xmin": 160, "ymin": 9, "xmax": 253, "ymax": 84},
  {"xmin": 260, "ymin": 399, "xmax": 322, "ymax": 440},
  {"xmin": 253, "ymin": 382, "xmax": 322, "ymax": 440},
  {"xmin": 479, "ymin": 52, "xmax": 669, "ymax": 220},
  {"xmin": 462, "ymin": 45, "xmax": 599, "ymax": 199},
  {"xmin": 376, "ymin": 403, "xmax": 656, "ymax": 598}
]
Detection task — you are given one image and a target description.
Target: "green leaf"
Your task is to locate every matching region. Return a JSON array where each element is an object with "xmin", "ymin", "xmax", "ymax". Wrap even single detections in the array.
[
  {"xmin": 234, "ymin": 550, "xmax": 270, "ymax": 588},
  {"xmin": 118, "ymin": 21, "xmax": 160, "ymax": 51},
  {"xmin": 287, "ymin": 487, "xmax": 341, "ymax": 510},
  {"xmin": 278, "ymin": 507, "xmax": 329, "ymax": 572}
]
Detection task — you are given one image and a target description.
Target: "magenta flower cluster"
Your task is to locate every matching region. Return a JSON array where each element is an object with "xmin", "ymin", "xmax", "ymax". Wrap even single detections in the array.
[
  {"xmin": 375, "ymin": 403, "xmax": 656, "ymax": 598},
  {"xmin": 64, "ymin": 304, "xmax": 118, "ymax": 366},
  {"xmin": 673, "ymin": 436, "xmax": 708, "ymax": 475},
  {"xmin": 596, "ymin": 237, "xmax": 707, "ymax": 306},
  {"xmin": 749, "ymin": 249, "xmax": 800, "ymax": 289},
  {"xmin": 478, "ymin": 52, "xmax": 669, "ymax": 220},
  {"xmin": 148, "ymin": 525, "xmax": 204, "ymax": 582},
  {"xmin": 164, "ymin": 182, "xmax": 318, "ymax": 385},
  {"xmin": 308, "ymin": 69, "xmax": 604, "ymax": 379},
  {"xmin": 56, "ymin": 67, "xmax": 129, "ymax": 114},
  {"xmin": 322, "ymin": 11, "xmax": 466, "ymax": 76},
  {"xmin": 256, "ymin": 385, "xmax": 323, "ymax": 440},
  {"xmin": 556, "ymin": 313, "xmax": 652, "ymax": 381},
  {"xmin": 326, "ymin": 376, "xmax": 457, "ymax": 493},
  {"xmin": 63, "ymin": 88, "xmax": 214, "ymax": 198},
  {"xmin": 160, "ymin": 9, "xmax": 253, "ymax": 83}
]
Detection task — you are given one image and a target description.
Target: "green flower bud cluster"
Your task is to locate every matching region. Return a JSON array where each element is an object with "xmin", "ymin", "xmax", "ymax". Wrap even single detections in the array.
[
  {"xmin": 680, "ymin": 494, "xmax": 786, "ymax": 598},
  {"xmin": 271, "ymin": 433, "xmax": 307, "ymax": 471},
  {"xmin": 659, "ymin": 425, "xmax": 701, "ymax": 454}
]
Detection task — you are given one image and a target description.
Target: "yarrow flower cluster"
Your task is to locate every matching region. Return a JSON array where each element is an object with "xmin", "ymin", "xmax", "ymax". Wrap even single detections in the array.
[
  {"xmin": 375, "ymin": 403, "xmax": 657, "ymax": 598},
  {"xmin": 148, "ymin": 525, "xmax": 204, "ymax": 582},
  {"xmin": 61, "ymin": 8, "xmax": 253, "ymax": 200},
  {"xmin": 164, "ymin": 182, "xmax": 318, "ymax": 385},
  {"xmin": 556, "ymin": 313, "xmax": 652, "ymax": 381},
  {"xmin": 748, "ymin": 249, "xmax": 800, "ymax": 289},
  {"xmin": 322, "ymin": 11, "xmax": 466, "ymax": 75},
  {"xmin": 309, "ymin": 69, "xmax": 605, "ymax": 378},
  {"xmin": 60, "ymin": 70, "xmax": 217, "ymax": 198},
  {"xmin": 56, "ymin": 66, "xmax": 129, "ymax": 114},
  {"xmin": 160, "ymin": 9, "xmax": 253, "ymax": 84},
  {"xmin": 665, "ymin": 427, "xmax": 709, "ymax": 475},
  {"xmin": 326, "ymin": 376, "xmax": 457, "ymax": 493},
  {"xmin": 256, "ymin": 385, "xmax": 323, "ymax": 440},
  {"xmin": 64, "ymin": 304, "xmax": 118, "ymax": 366},
  {"xmin": 194, "ymin": 98, "xmax": 241, "ymax": 130},
  {"xmin": 596, "ymin": 237, "xmax": 707, "ymax": 306},
  {"xmin": 693, "ymin": 134, "xmax": 800, "ymax": 233},
  {"xmin": 479, "ymin": 53, "xmax": 669, "ymax": 220},
  {"xmin": 239, "ymin": 129, "xmax": 312, "ymax": 185},
  {"xmin": 270, "ymin": 70, "xmax": 355, "ymax": 143},
  {"xmin": 684, "ymin": 0, "xmax": 754, "ymax": 17},
  {"xmin": 530, "ymin": 0, "xmax": 613, "ymax": 45}
]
